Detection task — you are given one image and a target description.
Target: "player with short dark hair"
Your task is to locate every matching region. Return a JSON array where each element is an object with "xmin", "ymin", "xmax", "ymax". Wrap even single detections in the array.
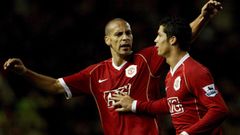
[{"xmin": 112, "ymin": 17, "xmax": 229, "ymax": 135}]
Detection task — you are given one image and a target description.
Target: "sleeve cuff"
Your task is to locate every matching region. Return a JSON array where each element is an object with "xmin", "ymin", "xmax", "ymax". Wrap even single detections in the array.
[
  {"xmin": 131, "ymin": 100, "xmax": 137, "ymax": 113},
  {"xmin": 58, "ymin": 78, "xmax": 72, "ymax": 99},
  {"xmin": 180, "ymin": 131, "xmax": 189, "ymax": 135}
]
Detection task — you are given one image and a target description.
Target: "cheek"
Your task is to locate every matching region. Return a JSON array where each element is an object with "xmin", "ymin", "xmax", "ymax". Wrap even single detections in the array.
[
  {"xmin": 157, "ymin": 43, "xmax": 167, "ymax": 52},
  {"xmin": 111, "ymin": 39, "xmax": 119, "ymax": 46},
  {"xmin": 157, "ymin": 38, "xmax": 164, "ymax": 44}
]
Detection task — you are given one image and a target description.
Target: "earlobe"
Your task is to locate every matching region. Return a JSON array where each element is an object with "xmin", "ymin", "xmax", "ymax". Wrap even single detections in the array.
[{"xmin": 170, "ymin": 36, "xmax": 177, "ymax": 45}]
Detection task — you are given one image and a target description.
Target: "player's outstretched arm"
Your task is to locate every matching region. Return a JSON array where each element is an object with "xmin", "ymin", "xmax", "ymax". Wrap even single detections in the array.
[
  {"xmin": 3, "ymin": 58, "xmax": 65, "ymax": 94},
  {"xmin": 190, "ymin": 0, "xmax": 223, "ymax": 42}
]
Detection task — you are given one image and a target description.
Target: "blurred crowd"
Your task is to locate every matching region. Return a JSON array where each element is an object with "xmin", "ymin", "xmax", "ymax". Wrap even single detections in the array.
[{"xmin": 0, "ymin": 0, "xmax": 239, "ymax": 135}]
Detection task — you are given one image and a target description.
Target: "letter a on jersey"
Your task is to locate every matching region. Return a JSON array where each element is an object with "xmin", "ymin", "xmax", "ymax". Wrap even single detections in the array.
[{"xmin": 125, "ymin": 65, "xmax": 137, "ymax": 78}]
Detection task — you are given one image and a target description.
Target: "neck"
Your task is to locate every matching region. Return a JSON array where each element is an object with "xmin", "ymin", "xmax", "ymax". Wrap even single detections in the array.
[
  {"xmin": 112, "ymin": 56, "xmax": 127, "ymax": 66},
  {"xmin": 166, "ymin": 50, "xmax": 187, "ymax": 69},
  {"xmin": 111, "ymin": 48, "xmax": 131, "ymax": 67}
]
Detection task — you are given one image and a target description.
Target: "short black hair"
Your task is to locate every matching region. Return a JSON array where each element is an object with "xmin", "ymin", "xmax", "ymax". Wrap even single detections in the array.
[{"xmin": 159, "ymin": 17, "xmax": 192, "ymax": 51}]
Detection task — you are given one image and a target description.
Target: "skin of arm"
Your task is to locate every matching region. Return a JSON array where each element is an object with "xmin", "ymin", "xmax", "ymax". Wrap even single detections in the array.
[
  {"xmin": 3, "ymin": 58, "xmax": 65, "ymax": 94},
  {"xmin": 190, "ymin": 0, "xmax": 223, "ymax": 42}
]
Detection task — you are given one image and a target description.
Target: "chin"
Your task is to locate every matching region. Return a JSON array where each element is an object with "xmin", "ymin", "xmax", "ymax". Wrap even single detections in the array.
[
  {"xmin": 157, "ymin": 52, "xmax": 162, "ymax": 56},
  {"xmin": 120, "ymin": 50, "xmax": 132, "ymax": 55},
  {"xmin": 125, "ymin": 50, "xmax": 133, "ymax": 55}
]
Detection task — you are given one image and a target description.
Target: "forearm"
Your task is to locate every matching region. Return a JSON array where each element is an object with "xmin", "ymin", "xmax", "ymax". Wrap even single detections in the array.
[
  {"xmin": 190, "ymin": 14, "xmax": 209, "ymax": 42},
  {"xmin": 190, "ymin": 0, "xmax": 223, "ymax": 42},
  {"xmin": 136, "ymin": 98, "xmax": 169, "ymax": 114},
  {"xmin": 22, "ymin": 69, "xmax": 64, "ymax": 94},
  {"xmin": 184, "ymin": 108, "xmax": 229, "ymax": 134}
]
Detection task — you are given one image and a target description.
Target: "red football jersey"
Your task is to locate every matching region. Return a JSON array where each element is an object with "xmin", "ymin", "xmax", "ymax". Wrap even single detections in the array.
[
  {"xmin": 59, "ymin": 46, "xmax": 167, "ymax": 135},
  {"xmin": 137, "ymin": 54, "xmax": 229, "ymax": 135}
]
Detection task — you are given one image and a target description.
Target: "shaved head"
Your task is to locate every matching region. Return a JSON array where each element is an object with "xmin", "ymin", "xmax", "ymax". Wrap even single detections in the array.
[{"xmin": 105, "ymin": 18, "xmax": 130, "ymax": 36}]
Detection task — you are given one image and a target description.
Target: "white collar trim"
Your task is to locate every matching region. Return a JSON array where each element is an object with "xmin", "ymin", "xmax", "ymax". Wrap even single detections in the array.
[
  {"xmin": 112, "ymin": 58, "xmax": 128, "ymax": 70},
  {"xmin": 170, "ymin": 53, "xmax": 190, "ymax": 76}
]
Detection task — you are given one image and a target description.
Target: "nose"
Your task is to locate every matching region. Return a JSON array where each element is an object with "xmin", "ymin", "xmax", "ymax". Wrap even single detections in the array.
[
  {"xmin": 122, "ymin": 33, "xmax": 128, "ymax": 39},
  {"xmin": 123, "ymin": 32, "xmax": 131, "ymax": 40}
]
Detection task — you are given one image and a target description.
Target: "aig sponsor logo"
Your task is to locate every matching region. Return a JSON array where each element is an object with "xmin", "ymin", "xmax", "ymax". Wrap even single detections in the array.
[
  {"xmin": 167, "ymin": 97, "xmax": 184, "ymax": 115},
  {"xmin": 103, "ymin": 83, "xmax": 131, "ymax": 108}
]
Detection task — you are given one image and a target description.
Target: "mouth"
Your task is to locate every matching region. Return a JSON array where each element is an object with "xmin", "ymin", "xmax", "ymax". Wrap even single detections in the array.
[
  {"xmin": 119, "ymin": 44, "xmax": 132, "ymax": 54},
  {"xmin": 120, "ymin": 44, "xmax": 131, "ymax": 48}
]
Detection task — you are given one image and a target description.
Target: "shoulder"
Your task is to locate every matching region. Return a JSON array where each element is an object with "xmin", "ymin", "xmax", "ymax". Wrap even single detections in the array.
[
  {"xmin": 134, "ymin": 46, "xmax": 165, "ymax": 61},
  {"xmin": 99, "ymin": 58, "xmax": 112, "ymax": 65},
  {"xmin": 183, "ymin": 57, "xmax": 211, "ymax": 81},
  {"xmin": 92, "ymin": 58, "xmax": 112, "ymax": 69},
  {"xmin": 135, "ymin": 46, "xmax": 156, "ymax": 55},
  {"xmin": 184, "ymin": 57, "xmax": 209, "ymax": 74}
]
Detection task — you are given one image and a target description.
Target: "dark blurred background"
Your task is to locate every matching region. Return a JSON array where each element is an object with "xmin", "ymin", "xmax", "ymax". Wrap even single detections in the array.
[{"xmin": 0, "ymin": 0, "xmax": 239, "ymax": 135}]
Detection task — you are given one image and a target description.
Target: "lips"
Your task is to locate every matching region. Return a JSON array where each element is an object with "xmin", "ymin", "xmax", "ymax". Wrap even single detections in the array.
[{"xmin": 120, "ymin": 44, "xmax": 131, "ymax": 48}]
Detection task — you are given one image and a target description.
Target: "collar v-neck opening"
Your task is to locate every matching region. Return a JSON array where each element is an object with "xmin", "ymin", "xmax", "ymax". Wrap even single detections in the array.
[
  {"xmin": 170, "ymin": 53, "xmax": 190, "ymax": 76},
  {"xmin": 112, "ymin": 58, "xmax": 128, "ymax": 71}
]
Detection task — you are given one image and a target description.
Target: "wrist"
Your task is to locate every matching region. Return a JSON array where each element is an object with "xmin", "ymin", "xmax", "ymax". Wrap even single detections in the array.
[
  {"xmin": 131, "ymin": 100, "xmax": 137, "ymax": 113},
  {"xmin": 19, "ymin": 68, "xmax": 28, "ymax": 75},
  {"xmin": 180, "ymin": 131, "xmax": 189, "ymax": 135},
  {"xmin": 199, "ymin": 13, "xmax": 209, "ymax": 22}
]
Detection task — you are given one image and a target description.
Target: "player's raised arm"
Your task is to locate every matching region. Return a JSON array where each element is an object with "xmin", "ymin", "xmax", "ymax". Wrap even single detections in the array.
[
  {"xmin": 190, "ymin": 0, "xmax": 223, "ymax": 42},
  {"xmin": 3, "ymin": 58, "xmax": 65, "ymax": 94}
]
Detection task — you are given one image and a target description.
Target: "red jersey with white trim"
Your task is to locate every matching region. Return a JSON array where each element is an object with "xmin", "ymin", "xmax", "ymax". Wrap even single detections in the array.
[
  {"xmin": 136, "ymin": 54, "xmax": 229, "ymax": 135},
  {"xmin": 59, "ymin": 46, "xmax": 167, "ymax": 135},
  {"xmin": 164, "ymin": 55, "xmax": 228, "ymax": 134}
]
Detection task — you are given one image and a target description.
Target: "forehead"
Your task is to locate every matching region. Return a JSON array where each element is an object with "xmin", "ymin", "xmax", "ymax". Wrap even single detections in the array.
[
  {"xmin": 109, "ymin": 21, "xmax": 131, "ymax": 33},
  {"xmin": 158, "ymin": 25, "xmax": 165, "ymax": 33}
]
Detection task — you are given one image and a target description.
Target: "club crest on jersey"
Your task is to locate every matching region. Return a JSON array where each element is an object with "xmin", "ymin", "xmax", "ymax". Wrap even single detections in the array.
[
  {"xmin": 173, "ymin": 76, "xmax": 181, "ymax": 91},
  {"xmin": 103, "ymin": 83, "xmax": 131, "ymax": 108},
  {"xmin": 125, "ymin": 65, "xmax": 137, "ymax": 78},
  {"xmin": 203, "ymin": 84, "xmax": 218, "ymax": 97}
]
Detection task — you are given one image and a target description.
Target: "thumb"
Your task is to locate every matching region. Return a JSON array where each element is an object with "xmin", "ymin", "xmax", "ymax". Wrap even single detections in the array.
[{"xmin": 115, "ymin": 107, "xmax": 125, "ymax": 112}]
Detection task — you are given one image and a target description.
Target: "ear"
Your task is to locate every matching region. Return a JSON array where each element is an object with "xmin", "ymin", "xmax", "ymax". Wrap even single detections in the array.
[
  {"xmin": 104, "ymin": 36, "xmax": 111, "ymax": 46},
  {"xmin": 169, "ymin": 36, "xmax": 177, "ymax": 45}
]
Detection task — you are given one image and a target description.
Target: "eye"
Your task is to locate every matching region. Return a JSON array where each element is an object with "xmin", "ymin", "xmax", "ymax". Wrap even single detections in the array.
[
  {"xmin": 115, "ymin": 32, "xmax": 123, "ymax": 37},
  {"xmin": 126, "ymin": 30, "xmax": 132, "ymax": 35}
]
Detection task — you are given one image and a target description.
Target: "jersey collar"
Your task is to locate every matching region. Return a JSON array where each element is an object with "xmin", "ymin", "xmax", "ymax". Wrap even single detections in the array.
[
  {"xmin": 112, "ymin": 58, "xmax": 128, "ymax": 71},
  {"xmin": 170, "ymin": 53, "xmax": 190, "ymax": 76}
]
